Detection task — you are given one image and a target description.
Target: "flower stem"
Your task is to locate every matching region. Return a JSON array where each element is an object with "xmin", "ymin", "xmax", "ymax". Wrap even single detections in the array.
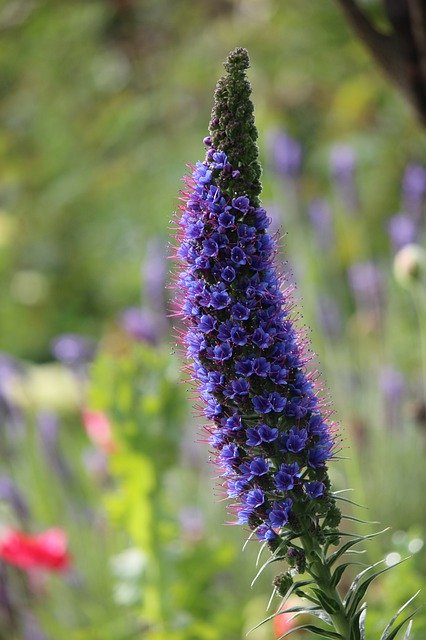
[{"xmin": 300, "ymin": 532, "xmax": 351, "ymax": 640}]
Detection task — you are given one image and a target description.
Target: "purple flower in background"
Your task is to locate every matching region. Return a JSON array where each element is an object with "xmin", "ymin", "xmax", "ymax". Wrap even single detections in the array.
[
  {"xmin": 348, "ymin": 261, "xmax": 384, "ymax": 311},
  {"xmin": 121, "ymin": 307, "xmax": 167, "ymax": 345},
  {"xmin": 388, "ymin": 213, "xmax": 418, "ymax": 251},
  {"xmin": 379, "ymin": 367, "xmax": 406, "ymax": 431},
  {"xmin": 174, "ymin": 49, "xmax": 338, "ymax": 544},
  {"xmin": 308, "ymin": 199, "xmax": 334, "ymax": 250},
  {"xmin": 37, "ymin": 411, "xmax": 73, "ymax": 483},
  {"xmin": 0, "ymin": 476, "xmax": 30, "ymax": 524},
  {"xmin": 330, "ymin": 144, "xmax": 359, "ymax": 211},
  {"xmin": 402, "ymin": 163, "xmax": 426, "ymax": 222},
  {"xmin": 22, "ymin": 614, "xmax": 47, "ymax": 640},
  {"xmin": 269, "ymin": 131, "xmax": 302, "ymax": 180},
  {"xmin": 0, "ymin": 354, "xmax": 24, "ymax": 440},
  {"xmin": 51, "ymin": 334, "xmax": 96, "ymax": 367},
  {"xmin": 143, "ymin": 239, "xmax": 168, "ymax": 314},
  {"xmin": 315, "ymin": 296, "xmax": 342, "ymax": 340}
]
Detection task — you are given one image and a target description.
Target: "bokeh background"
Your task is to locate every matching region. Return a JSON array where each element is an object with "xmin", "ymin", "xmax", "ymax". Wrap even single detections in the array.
[{"xmin": 0, "ymin": 0, "xmax": 425, "ymax": 638}]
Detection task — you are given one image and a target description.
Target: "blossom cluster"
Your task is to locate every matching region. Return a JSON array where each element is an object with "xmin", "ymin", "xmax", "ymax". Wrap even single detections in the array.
[{"xmin": 175, "ymin": 143, "xmax": 337, "ymax": 544}]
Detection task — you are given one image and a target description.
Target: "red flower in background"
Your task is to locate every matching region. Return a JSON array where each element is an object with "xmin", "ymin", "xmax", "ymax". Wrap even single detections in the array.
[
  {"xmin": 273, "ymin": 597, "xmax": 307, "ymax": 638},
  {"xmin": 82, "ymin": 410, "xmax": 116, "ymax": 454},
  {"xmin": 0, "ymin": 528, "xmax": 70, "ymax": 572}
]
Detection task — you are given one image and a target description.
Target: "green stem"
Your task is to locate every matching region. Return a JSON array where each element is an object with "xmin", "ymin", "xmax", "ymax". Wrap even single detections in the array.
[{"xmin": 301, "ymin": 533, "xmax": 351, "ymax": 640}]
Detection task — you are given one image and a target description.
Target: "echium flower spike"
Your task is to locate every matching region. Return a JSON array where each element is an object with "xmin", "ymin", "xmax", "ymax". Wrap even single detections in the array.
[{"xmin": 174, "ymin": 48, "xmax": 416, "ymax": 640}]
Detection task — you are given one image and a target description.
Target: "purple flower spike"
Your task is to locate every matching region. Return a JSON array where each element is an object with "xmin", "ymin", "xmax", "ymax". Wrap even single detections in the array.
[{"xmin": 174, "ymin": 47, "xmax": 338, "ymax": 548}]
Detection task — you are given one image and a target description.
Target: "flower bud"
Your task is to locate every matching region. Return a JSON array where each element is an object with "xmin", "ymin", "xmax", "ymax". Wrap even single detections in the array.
[{"xmin": 393, "ymin": 243, "xmax": 426, "ymax": 288}]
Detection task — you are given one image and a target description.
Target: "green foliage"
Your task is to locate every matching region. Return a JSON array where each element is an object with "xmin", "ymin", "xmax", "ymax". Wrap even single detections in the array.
[{"xmin": 89, "ymin": 343, "xmax": 246, "ymax": 638}]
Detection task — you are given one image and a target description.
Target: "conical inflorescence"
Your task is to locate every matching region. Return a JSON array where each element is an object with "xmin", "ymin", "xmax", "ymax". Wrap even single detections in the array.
[{"xmin": 174, "ymin": 48, "xmax": 341, "ymax": 564}]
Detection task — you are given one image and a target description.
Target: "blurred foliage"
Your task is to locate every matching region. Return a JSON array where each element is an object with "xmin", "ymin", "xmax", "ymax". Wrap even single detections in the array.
[
  {"xmin": 89, "ymin": 343, "xmax": 248, "ymax": 639},
  {"xmin": 0, "ymin": 0, "xmax": 425, "ymax": 360},
  {"xmin": 0, "ymin": 0, "xmax": 425, "ymax": 638}
]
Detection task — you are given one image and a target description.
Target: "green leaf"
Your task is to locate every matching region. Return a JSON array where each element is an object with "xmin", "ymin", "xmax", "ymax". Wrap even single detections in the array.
[
  {"xmin": 333, "ymin": 495, "xmax": 366, "ymax": 509},
  {"xmin": 327, "ymin": 528, "xmax": 389, "ymax": 568},
  {"xmin": 358, "ymin": 606, "xmax": 367, "ymax": 640},
  {"xmin": 276, "ymin": 623, "xmax": 343, "ymax": 639},
  {"xmin": 341, "ymin": 515, "xmax": 380, "ymax": 525},
  {"xmin": 331, "ymin": 561, "xmax": 366, "ymax": 588},
  {"xmin": 255, "ymin": 540, "xmax": 268, "ymax": 566},
  {"xmin": 383, "ymin": 610, "xmax": 420, "ymax": 640},
  {"xmin": 403, "ymin": 621, "xmax": 413, "ymax": 639},
  {"xmin": 245, "ymin": 585, "xmax": 315, "ymax": 634},
  {"xmin": 346, "ymin": 558, "xmax": 409, "ymax": 617},
  {"xmin": 311, "ymin": 588, "xmax": 340, "ymax": 615},
  {"xmin": 380, "ymin": 592, "xmax": 420, "ymax": 640},
  {"xmin": 250, "ymin": 554, "xmax": 287, "ymax": 588}
]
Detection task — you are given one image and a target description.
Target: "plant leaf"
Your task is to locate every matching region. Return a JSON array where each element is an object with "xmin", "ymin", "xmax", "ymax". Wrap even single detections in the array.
[
  {"xmin": 359, "ymin": 606, "xmax": 367, "ymax": 640},
  {"xmin": 327, "ymin": 528, "xmax": 389, "ymax": 568},
  {"xmin": 346, "ymin": 558, "xmax": 409, "ymax": 617},
  {"xmin": 380, "ymin": 592, "xmax": 420, "ymax": 640},
  {"xmin": 246, "ymin": 580, "xmax": 314, "ymax": 634},
  {"xmin": 331, "ymin": 561, "xmax": 366, "ymax": 588},
  {"xmin": 250, "ymin": 554, "xmax": 287, "ymax": 588},
  {"xmin": 383, "ymin": 609, "xmax": 420, "ymax": 640},
  {"xmin": 276, "ymin": 623, "xmax": 343, "ymax": 639},
  {"xmin": 403, "ymin": 620, "xmax": 413, "ymax": 639}
]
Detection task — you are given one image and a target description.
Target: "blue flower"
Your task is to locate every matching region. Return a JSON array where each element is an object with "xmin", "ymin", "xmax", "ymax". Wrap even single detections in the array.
[
  {"xmin": 250, "ymin": 457, "xmax": 269, "ymax": 476},
  {"xmin": 232, "ymin": 196, "xmax": 250, "ymax": 212},
  {"xmin": 252, "ymin": 395, "xmax": 272, "ymax": 414},
  {"xmin": 305, "ymin": 481, "xmax": 324, "ymax": 499},
  {"xmin": 198, "ymin": 314, "xmax": 216, "ymax": 333},
  {"xmin": 231, "ymin": 246, "xmax": 247, "ymax": 265},
  {"xmin": 269, "ymin": 499, "xmax": 292, "ymax": 528},
  {"xmin": 283, "ymin": 428, "xmax": 308, "ymax": 453},
  {"xmin": 245, "ymin": 488, "xmax": 265, "ymax": 508},
  {"xmin": 232, "ymin": 302, "xmax": 250, "ymax": 321}
]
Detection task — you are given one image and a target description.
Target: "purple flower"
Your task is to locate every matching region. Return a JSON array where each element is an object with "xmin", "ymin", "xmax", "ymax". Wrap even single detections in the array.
[
  {"xmin": 213, "ymin": 342, "xmax": 233, "ymax": 362},
  {"xmin": 0, "ymin": 476, "xmax": 30, "ymax": 524},
  {"xmin": 305, "ymin": 481, "xmax": 324, "ymax": 499},
  {"xmin": 269, "ymin": 392, "xmax": 287, "ymax": 413},
  {"xmin": 232, "ymin": 196, "xmax": 250, "ymax": 212},
  {"xmin": 348, "ymin": 261, "xmax": 384, "ymax": 311},
  {"xmin": 199, "ymin": 314, "xmax": 216, "ymax": 333},
  {"xmin": 121, "ymin": 308, "xmax": 167, "ymax": 345},
  {"xmin": 388, "ymin": 213, "xmax": 418, "ymax": 251},
  {"xmin": 330, "ymin": 144, "xmax": 359, "ymax": 211},
  {"xmin": 257, "ymin": 424, "xmax": 278, "ymax": 442},
  {"xmin": 245, "ymin": 488, "xmax": 265, "ymax": 508},
  {"xmin": 250, "ymin": 457, "xmax": 269, "ymax": 476},
  {"xmin": 221, "ymin": 266, "xmax": 236, "ymax": 282},
  {"xmin": 51, "ymin": 334, "xmax": 96, "ymax": 366},
  {"xmin": 37, "ymin": 411, "xmax": 73, "ymax": 482},
  {"xmin": 232, "ymin": 302, "xmax": 250, "ymax": 321},
  {"xmin": 269, "ymin": 131, "xmax": 302, "ymax": 180},
  {"xmin": 231, "ymin": 246, "xmax": 247, "ymax": 265},
  {"xmin": 202, "ymin": 239, "xmax": 219, "ymax": 257},
  {"xmin": 309, "ymin": 199, "xmax": 334, "ymax": 250},
  {"xmin": 269, "ymin": 498, "xmax": 292, "ymax": 528},
  {"xmin": 252, "ymin": 395, "xmax": 273, "ymax": 414},
  {"xmin": 402, "ymin": 163, "xmax": 426, "ymax": 221},
  {"xmin": 282, "ymin": 428, "xmax": 308, "ymax": 453}
]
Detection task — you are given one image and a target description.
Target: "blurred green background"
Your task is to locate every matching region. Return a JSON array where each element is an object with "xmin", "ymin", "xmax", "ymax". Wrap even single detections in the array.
[{"xmin": 0, "ymin": 0, "xmax": 425, "ymax": 638}]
